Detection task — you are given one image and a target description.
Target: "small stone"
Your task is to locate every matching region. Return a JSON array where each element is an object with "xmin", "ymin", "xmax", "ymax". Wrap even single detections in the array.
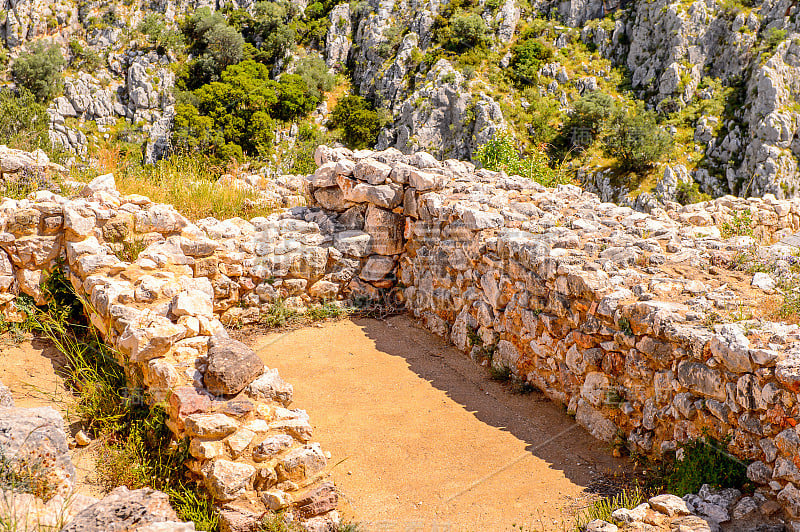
[
  {"xmin": 62, "ymin": 487, "xmax": 190, "ymax": 531},
  {"xmin": 747, "ymin": 461, "xmax": 773, "ymax": 484},
  {"xmin": 80, "ymin": 173, "xmax": 116, "ymax": 197},
  {"xmin": 295, "ymin": 482, "xmax": 338, "ymax": 519},
  {"xmin": 585, "ymin": 520, "xmax": 617, "ymax": 532},
  {"xmin": 0, "ymin": 380, "xmax": 13, "ymax": 407},
  {"xmin": 277, "ymin": 443, "xmax": 327, "ymax": 482},
  {"xmin": 648, "ymin": 494, "xmax": 691, "ymax": 516},
  {"xmin": 75, "ymin": 430, "xmax": 91, "ymax": 446},
  {"xmin": 184, "ymin": 413, "xmax": 238, "ymax": 438},
  {"xmin": 611, "ymin": 503, "xmax": 648, "ymax": 524},
  {"xmin": 226, "ymin": 428, "xmax": 256, "ymax": 457},
  {"xmin": 171, "ymin": 290, "xmax": 214, "ymax": 319},
  {"xmin": 248, "ymin": 369, "xmax": 293, "ymax": 406},
  {"xmin": 262, "ymin": 489, "xmax": 292, "ymax": 511},
  {"xmin": 670, "ymin": 515, "xmax": 717, "ymax": 532},
  {"xmin": 202, "ymin": 459, "xmax": 256, "ymax": 502},
  {"xmin": 253, "ymin": 434, "xmax": 295, "ymax": 462},
  {"xmin": 732, "ymin": 496, "xmax": 758, "ymax": 519},
  {"xmin": 752, "ymin": 272, "xmax": 776, "ymax": 291}
]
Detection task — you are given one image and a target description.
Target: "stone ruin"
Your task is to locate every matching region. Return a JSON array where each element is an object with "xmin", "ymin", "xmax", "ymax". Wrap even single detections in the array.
[{"xmin": 1, "ymin": 144, "xmax": 800, "ymax": 529}]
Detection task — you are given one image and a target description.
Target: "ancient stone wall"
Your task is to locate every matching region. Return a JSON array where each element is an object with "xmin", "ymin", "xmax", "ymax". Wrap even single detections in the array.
[
  {"xmin": 3, "ymin": 144, "xmax": 800, "ymax": 528},
  {"xmin": 306, "ymin": 145, "xmax": 800, "ymax": 526}
]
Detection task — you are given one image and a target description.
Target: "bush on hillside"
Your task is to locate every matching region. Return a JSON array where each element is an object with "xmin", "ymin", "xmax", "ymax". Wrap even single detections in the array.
[
  {"xmin": 604, "ymin": 105, "xmax": 673, "ymax": 171},
  {"xmin": 182, "ymin": 8, "xmax": 245, "ymax": 87},
  {"xmin": 68, "ymin": 39, "xmax": 102, "ymax": 72},
  {"xmin": 275, "ymin": 74, "xmax": 319, "ymax": 120},
  {"xmin": 0, "ymin": 88, "xmax": 49, "ymax": 151},
  {"xmin": 294, "ymin": 55, "xmax": 335, "ymax": 102},
  {"xmin": 173, "ymin": 58, "xmax": 326, "ymax": 160},
  {"xmin": 510, "ymin": 39, "xmax": 552, "ymax": 85},
  {"xmin": 328, "ymin": 95, "xmax": 383, "ymax": 149},
  {"xmin": 442, "ymin": 13, "xmax": 489, "ymax": 52},
  {"xmin": 562, "ymin": 91, "xmax": 616, "ymax": 149},
  {"xmin": 12, "ymin": 42, "xmax": 66, "ymax": 102},
  {"xmin": 138, "ymin": 13, "xmax": 184, "ymax": 55}
]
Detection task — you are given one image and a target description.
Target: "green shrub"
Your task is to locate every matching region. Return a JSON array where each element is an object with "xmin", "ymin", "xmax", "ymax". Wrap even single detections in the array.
[
  {"xmin": 443, "ymin": 12, "xmax": 489, "ymax": 52},
  {"xmin": 649, "ymin": 433, "xmax": 751, "ymax": 496},
  {"xmin": 175, "ymin": 60, "xmax": 278, "ymax": 157},
  {"xmin": 720, "ymin": 209, "xmax": 754, "ymax": 238},
  {"xmin": 238, "ymin": 1, "xmax": 298, "ymax": 65},
  {"xmin": 289, "ymin": 122, "xmax": 332, "ymax": 174},
  {"xmin": 511, "ymin": 39, "xmax": 553, "ymax": 85},
  {"xmin": 562, "ymin": 91, "xmax": 616, "ymax": 149},
  {"xmin": 0, "ymin": 88, "xmax": 49, "ymax": 151},
  {"xmin": 474, "ymin": 131, "xmax": 568, "ymax": 187},
  {"xmin": 12, "ymin": 42, "xmax": 66, "ymax": 102},
  {"xmin": 674, "ymin": 180, "xmax": 711, "ymax": 205},
  {"xmin": 182, "ymin": 8, "xmax": 245, "ymax": 87},
  {"xmin": 764, "ymin": 27, "xmax": 787, "ymax": 51},
  {"xmin": 138, "ymin": 13, "xmax": 184, "ymax": 55},
  {"xmin": 328, "ymin": 94, "xmax": 383, "ymax": 149},
  {"xmin": 275, "ymin": 74, "xmax": 319, "ymax": 121},
  {"xmin": 294, "ymin": 55, "xmax": 335, "ymax": 102},
  {"xmin": 68, "ymin": 39, "xmax": 103, "ymax": 72},
  {"xmin": 603, "ymin": 106, "xmax": 673, "ymax": 171}
]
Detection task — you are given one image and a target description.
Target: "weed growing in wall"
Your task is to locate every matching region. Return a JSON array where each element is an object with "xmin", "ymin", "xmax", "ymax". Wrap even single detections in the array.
[
  {"xmin": 720, "ymin": 209, "xmax": 754, "ymax": 238},
  {"xmin": 639, "ymin": 432, "xmax": 751, "ymax": 496}
]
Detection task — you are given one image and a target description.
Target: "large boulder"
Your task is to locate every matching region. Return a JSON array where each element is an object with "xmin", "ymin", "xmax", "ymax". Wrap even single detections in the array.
[
  {"xmin": 61, "ymin": 487, "xmax": 195, "ymax": 531},
  {"xmin": 204, "ymin": 337, "xmax": 265, "ymax": 396},
  {"xmin": 0, "ymin": 380, "xmax": 12, "ymax": 407},
  {"xmin": 0, "ymin": 406, "xmax": 74, "ymax": 496}
]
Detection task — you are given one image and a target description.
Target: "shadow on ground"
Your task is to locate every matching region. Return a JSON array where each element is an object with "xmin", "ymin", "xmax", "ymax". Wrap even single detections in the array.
[{"xmin": 249, "ymin": 314, "xmax": 631, "ymax": 531}]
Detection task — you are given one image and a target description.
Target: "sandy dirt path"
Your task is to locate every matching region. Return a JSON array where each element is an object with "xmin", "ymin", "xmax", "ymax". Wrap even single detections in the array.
[
  {"xmin": 247, "ymin": 315, "xmax": 630, "ymax": 532},
  {"xmin": 0, "ymin": 335, "xmax": 102, "ymax": 498}
]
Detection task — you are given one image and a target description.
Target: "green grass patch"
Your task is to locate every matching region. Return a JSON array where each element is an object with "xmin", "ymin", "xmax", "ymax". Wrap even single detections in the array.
[
  {"xmin": 574, "ymin": 488, "xmax": 644, "ymax": 530},
  {"xmin": 260, "ymin": 299, "xmax": 351, "ymax": 329}
]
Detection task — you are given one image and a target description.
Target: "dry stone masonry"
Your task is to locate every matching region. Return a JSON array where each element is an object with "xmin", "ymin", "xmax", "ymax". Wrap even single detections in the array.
[{"xmin": 2, "ymin": 145, "xmax": 800, "ymax": 529}]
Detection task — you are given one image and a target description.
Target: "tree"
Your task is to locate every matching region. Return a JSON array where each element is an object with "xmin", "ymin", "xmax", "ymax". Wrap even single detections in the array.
[
  {"xmin": 171, "ymin": 103, "xmax": 224, "ymax": 154},
  {"xmin": 329, "ymin": 95, "xmax": 382, "ymax": 149},
  {"xmin": 511, "ymin": 39, "xmax": 552, "ymax": 85},
  {"xmin": 294, "ymin": 55, "xmax": 334, "ymax": 102},
  {"xmin": 603, "ymin": 106, "xmax": 674, "ymax": 171},
  {"xmin": 138, "ymin": 13, "xmax": 184, "ymax": 55},
  {"xmin": 204, "ymin": 24, "xmax": 245, "ymax": 71},
  {"xmin": 446, "ymin": 13, "xmax": 489, "ymax": 52},
  {"xmin": 12, "ymin": 42, "xmax": 66, "ymax": 102},
  {"xmin": 173, "ymin": 60, "xmax": 298, "ymax": 159},
  {"xmin": 275, "ymin": 74, "xmax": 318, "ymax": 121},
  {"xmin": 181, "ymin": 8, "xmax": 244, "ymax": 88},
  {"xmin": 562, "ymin": 91, "xmax": 616, "ymax": 149}
]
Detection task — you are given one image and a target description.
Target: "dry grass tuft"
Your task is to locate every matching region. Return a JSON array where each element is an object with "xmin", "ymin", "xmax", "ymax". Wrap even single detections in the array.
[{"xmin": 90, "ymin": 146, "xmax": 278, "ymax": 221}]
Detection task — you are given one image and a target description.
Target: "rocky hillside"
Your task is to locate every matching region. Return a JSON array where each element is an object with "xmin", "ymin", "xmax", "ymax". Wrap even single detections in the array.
[{"xmin": 4, "ymin": 0, "xmax": 800, "ymax": 206}]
